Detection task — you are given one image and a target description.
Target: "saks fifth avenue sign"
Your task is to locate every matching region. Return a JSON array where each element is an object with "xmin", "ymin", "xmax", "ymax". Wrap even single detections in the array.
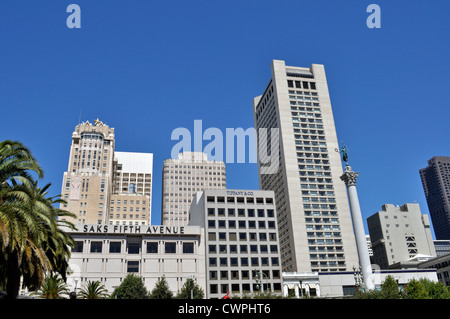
[{"xmin": 82, "ymin": 224, "xmax": 185, "ymax": 235}]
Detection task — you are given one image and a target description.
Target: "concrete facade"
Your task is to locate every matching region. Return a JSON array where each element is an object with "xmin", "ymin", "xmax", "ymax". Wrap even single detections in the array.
[
  {"xmin": 189, "ymin": 189, "xmax": 283, "ymax": 298},
  {"xmin": 161, "ymin": 152, "xmax": 226, "ymax": 226},
  {"xmin": 66, "ymin": 224, "xmax": 206, "ymax": 296},
  {"xmin": 253, "ymin": 60, "xmax": 359, "ymax": 273},
  {"xmin": 367, "ymin": 203, "xmax": 436, "ymax": 269}
]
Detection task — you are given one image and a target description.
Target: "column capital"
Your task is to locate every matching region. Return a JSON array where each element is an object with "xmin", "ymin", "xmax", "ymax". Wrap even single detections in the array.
[{"xmin": 340, "ymin": 165, "xmax": 359, "ymax": 186}]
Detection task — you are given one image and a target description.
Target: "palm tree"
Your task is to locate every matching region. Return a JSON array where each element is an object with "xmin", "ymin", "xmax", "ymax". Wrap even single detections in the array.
[
  {"xmin": 33, "ymin": 273, "xmax": 69, "ymax": 299},
  {"xmin": 0, "ymin": 140, "xmax": 75, "ymax": 298},
  {"xmin": 78, "ymin": 280, "xmax": 109, "ymax": 299},
  {"xmin": 19, "ymin": 182, "xmax": 76, "ymax": 292},
  {"xmin": 0, "ymin": 140, "xmax": 44, "ymax": 298}
]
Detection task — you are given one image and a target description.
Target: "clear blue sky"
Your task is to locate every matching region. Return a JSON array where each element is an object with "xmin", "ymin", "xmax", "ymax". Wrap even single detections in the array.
[{"xmin": 1, "ymin": 1, "xmax": 449, "ymax": 236}]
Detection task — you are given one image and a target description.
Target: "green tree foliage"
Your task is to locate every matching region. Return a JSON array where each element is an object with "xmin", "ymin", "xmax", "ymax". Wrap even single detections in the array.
[
  {"xmin": 33, "ymin": 274, "xmax": 69, "ymax": 299},
  {"xmin": 176, "ymin": 278, "xmax": 204, "ymax": 299},
  {"xmin": 149, "ymin": 275, "xmax": 173, "ymax": 299},
  {"xmin": 111, "ymin": 274, "xmax": 149, "ymax": 299},
  {"xmin": 405, "ymin": 279, "xmax": 428, "ymax": 299},
  {"xmin": 380, "ymin": 275, "xmax": 403, "ymax": 299},
  {"xmin": 406, "ymin": 278, "xmax": 450, "ymax": 299},
  {"xmin": 78, "ymin": 280, "xmax": 109, "ymax": 299},
  {"xmin": 0, "ymin": 140, "xmax": 75, "ymax": 299},
  {"xmin": 356, "ymin": 275, "xmax": 450, "ymax": 299}
]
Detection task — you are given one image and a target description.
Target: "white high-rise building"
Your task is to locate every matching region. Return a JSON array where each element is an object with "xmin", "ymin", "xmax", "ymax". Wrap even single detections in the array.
[
  {"xmin": 161, "ymin": 152, "xmax": 226, "ymax": 226},
  {"xmin": 253, "ymin": 60, "xmax": 359, "ymax": 273}
]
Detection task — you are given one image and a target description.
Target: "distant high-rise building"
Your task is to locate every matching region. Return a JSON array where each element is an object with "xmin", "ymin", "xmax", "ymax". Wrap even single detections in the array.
[
  {"xmin": 252, "ymin": 60, "xmax": 359, "ymax": 273},
  {"xmin": 161, "ymin": 152, "xmax": 226, "ymax": 226},
  {"xmin": 109, "ymin": 151, "xmax": 153, "ymax": 226},
  {"xmin": 60, "ymin": 120, "xmax": 153, "ymax": 225},
  {"xmin": 420, "ymin": 156, "xmax": 450, "ymax": 240},
  {"xmin": 367, "ymin": 203, "xmax": 436, "ymax": 269}
]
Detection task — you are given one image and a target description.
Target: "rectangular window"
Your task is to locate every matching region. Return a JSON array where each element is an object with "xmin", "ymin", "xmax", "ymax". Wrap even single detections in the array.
[
  {"xmin": 128, "ymin": 242, "xmax": 140, "ymax": 254},
  {"xmin": 183, "ymin": 242, "xmax": 194, "ymax": 254},
  {"xmin": 146, "ymin": 242, "xmax": 158, "ymax": 253},
  {"xmin": 90, "ymin": 241, "xmax": 102, "ymax": 253},
  {"xmin": 165, "ymin": 242, "xmax": 176, "ymax": 254},
  {"xmin": 127, "ymin": 261, "xmax": 139, "ymax": 273},
  {"xmin": 109, "ymin": 241, "xmax": 121, "ymax": 253},
  {"xmin": 73, "ymin": 241, "xmax": 83, "ymax": 253},
  {"xmin": 210, "ymin": 284, "xmax": 218, "ymax": 294},
  {"xmin": 220, "ymin": 258, "xmax": 227, "ymax": 266}
]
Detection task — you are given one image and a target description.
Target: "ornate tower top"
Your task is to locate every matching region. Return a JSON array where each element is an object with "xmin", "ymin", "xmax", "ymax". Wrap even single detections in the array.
[{"xmin": 340, "ymin": 165, "xmax": 359, "ymax": 186}]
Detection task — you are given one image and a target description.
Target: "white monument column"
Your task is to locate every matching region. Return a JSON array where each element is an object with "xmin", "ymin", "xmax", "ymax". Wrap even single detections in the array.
[{"xmin": 340, "ymin": 165, "xmax": 375, "ymax": 291}]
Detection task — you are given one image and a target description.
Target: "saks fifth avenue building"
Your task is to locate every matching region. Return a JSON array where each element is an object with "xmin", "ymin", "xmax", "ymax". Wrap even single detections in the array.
[{"xmin": 66, "ymin": 223, "xmax": 206, "ymax": 296}]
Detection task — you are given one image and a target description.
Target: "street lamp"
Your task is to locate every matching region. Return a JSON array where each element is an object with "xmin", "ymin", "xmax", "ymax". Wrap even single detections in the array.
[
  {"xmin": 353, "ymin": 266, "xmax": 364, "ymax": 293},
  {"xmin": 254, "ymin": 269, "xmax": 269, "ymax": 294}
]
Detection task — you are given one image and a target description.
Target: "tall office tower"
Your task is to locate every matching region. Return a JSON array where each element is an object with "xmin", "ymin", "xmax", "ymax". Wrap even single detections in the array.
[
  {"xmin": 61, "ymin": 120, "xmax": 115, "ymax": 224},
  {"xmin": 367, "ymin": 204, "xmax": 436, "ymax": 269},
  {"xmin": 161, "ymin": 152, "xmax": 226, "ymax": 226},
  {"xmin": 420, "ymin": 156, "xmax": 450, "ymax": 240},
  {"xmin": 60, "ymin": 120, "xmax": 153, "ymax": 225},
  {"xmin": 252, "ymin": 60, "xmax": 359, "ymax": 273}
]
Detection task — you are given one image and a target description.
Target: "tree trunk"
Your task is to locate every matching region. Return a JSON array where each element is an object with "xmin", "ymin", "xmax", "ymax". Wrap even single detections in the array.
[{"xmin": 6, "ymin": 251, "xmax": 21, "ymax": 299}]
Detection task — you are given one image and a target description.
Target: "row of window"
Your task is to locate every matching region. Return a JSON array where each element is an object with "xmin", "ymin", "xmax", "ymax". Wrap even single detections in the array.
[
  {"xmin": 209, "ymin": 269, "xmax": 280, "ymax": 281},
  {"xmin": 208, "ymin": 256, "xmax": 279, "ymax": 267},
  {"xmin": 206, "ymin": 196, "xmax": 273, "ymax": 205},
  {"xmin": 209, "ymin": 244, "xmax": 278, "ymax": 254},
  {"xmin": 210, "ymin": 282, "xmax": 282, "ymax": 295},
  {"xmin": 287, "ymin": 80, "xmax": 316, "ymax": 90},
  {"xmin": 110, "ymin": 206, "xmax": 148, "ymax": 212},
  {"xmin": 208, "ymin": 219, "xmax": 276, "ymax": 229},
  {"xmin": 73, "ymin": 241, "xmax": 195, "ymax": 254},
  {"xmin": 207, "ymin": 232, "xmax": 277, "ymax": 242},
  {"xmin": 111, "ymin": 199, "xmax": 147, "ymax": 205},
  {"xmin": 207, "ymin": 208, "xmax": 274, "ymax": 218}
]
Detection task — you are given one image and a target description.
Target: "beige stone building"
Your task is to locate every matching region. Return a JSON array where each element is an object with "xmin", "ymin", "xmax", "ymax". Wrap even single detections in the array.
[
  {"xmin": 161, "ymin": 152, "xmax": 226, "ymax": 226},
  {"xmin": 60, "ymin": 120, "xmax": 153, "ymax": 225}
]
